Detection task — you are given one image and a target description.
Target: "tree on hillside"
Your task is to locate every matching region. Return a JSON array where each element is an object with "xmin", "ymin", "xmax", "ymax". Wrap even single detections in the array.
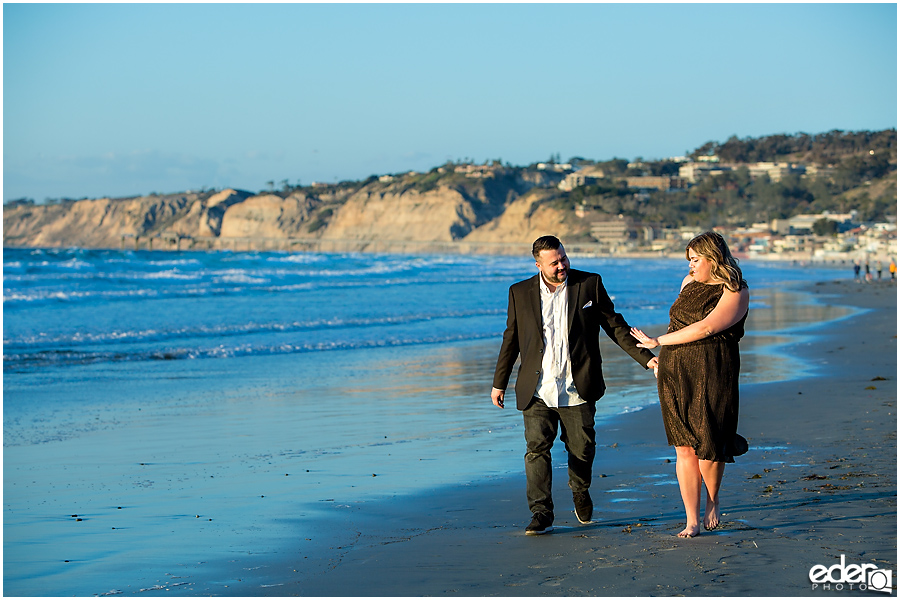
[
  {"xmin": 596, "ymin": 158, "xmax": 629, "ymax": 175},
  {"xmin": 691, "ymin": 141, "xmax": 718, "ymax": 159},
  {"xmin": 687, "ymin": 129, "xmax": 897, "ymax": 165},
  {"xmin": 648, "ymin": 161, "xmax": 681, "ymax": 177},
  {"xmin": 813, "ymin": 218, "xmax": 839, "ymax": 236}
]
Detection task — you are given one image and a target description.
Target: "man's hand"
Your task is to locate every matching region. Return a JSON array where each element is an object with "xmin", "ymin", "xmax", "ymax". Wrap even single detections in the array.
[
  {"xmin": 646, "ymin": 356, "xmax": 659, "ymax": 379},
  {"xmin": 491, "ymin": 387, "xmax": 506, "ymax": 408}
]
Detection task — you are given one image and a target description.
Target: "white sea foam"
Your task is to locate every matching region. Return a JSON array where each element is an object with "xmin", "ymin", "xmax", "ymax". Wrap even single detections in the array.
[
  {"xmin": 213, "ymin": 271, "xmax": 269, "ymax": 284},
  {"xmin": 3, "ymin": 308, "xmax": 505, "ymax": 351},
  {"xmin": 267, "ymin": 253, "xmax": 327, "ymax": 264},
  {"xmin": 3, "ymin": 330, "xmax": 502, "ymax": 370},
  {"xmin": 144, "ymin": 258, "xmax": 203, "ymax": 267},
  {"xmin": 140, "ymin": 269, "xmax": 201, "ymax": 280}
]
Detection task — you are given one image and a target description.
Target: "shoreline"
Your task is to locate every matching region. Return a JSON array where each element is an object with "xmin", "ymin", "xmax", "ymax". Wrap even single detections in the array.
[
  {"xmin": 213, "ymin": 278, "xmax": 896, "ymax": 596},
  {"xmin": 3, "ymin": 243, "xmax": 877, "ymax": 266}
]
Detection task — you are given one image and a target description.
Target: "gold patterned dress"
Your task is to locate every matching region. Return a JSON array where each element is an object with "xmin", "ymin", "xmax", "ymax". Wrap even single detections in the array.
[{"xmin": 657, "ymin": 280, "xmax": 748, "ymax": 462}]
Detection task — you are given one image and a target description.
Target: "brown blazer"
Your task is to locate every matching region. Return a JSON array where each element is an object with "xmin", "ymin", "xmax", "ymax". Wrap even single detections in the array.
[{"xmin": 492, "ymin": 269, "xmax": 655, "ymax": 411}]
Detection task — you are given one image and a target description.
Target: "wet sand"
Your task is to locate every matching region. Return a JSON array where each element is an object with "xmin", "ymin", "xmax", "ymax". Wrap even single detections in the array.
[
  {"xmin": 223, "ymin": 279, "xmax": 897, "ymax": 596},
  {"xmin": 3, "ymin": 279, "xmax": 895, "ymax": 597}
]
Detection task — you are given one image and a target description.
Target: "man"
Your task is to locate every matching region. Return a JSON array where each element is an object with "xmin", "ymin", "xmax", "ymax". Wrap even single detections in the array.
[{"xmin": 491, "ymin": 235, "xmax": 657, "ymax": 535}]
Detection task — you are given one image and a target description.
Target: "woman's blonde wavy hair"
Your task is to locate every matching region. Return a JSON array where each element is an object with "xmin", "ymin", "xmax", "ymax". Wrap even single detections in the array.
[{"xmin": 686, "ymin": 231, "xmax": 746, "ymax": 292}]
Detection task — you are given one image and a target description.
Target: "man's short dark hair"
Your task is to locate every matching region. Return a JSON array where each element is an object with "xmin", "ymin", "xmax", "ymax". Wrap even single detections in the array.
[{"xmin": 532, "ymin": 235, "xmax": 562, "ymax": 260}]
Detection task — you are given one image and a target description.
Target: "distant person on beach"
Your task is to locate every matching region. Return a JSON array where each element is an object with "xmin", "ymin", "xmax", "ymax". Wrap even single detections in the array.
[
  {"xmin": 890, "ymin": 259, "xmax": 896, "ymax": 281},
  {"xmin": 631, "ymin": 231, "xmax": 749, "ymax": 538},
  {"xmin": 876, "ymin": 261, "xmax": 883, "ymax": 281},
  {"xmin": 490, "ymin": 235, "xmax": 657, "ymax": 535},
  {"xmin": 853, "ymin": 261, "xmax": 861, "ymax": 281},
  {"xmin": 865, "ymin": 261, "xmax": 871, "ymax": 282}
]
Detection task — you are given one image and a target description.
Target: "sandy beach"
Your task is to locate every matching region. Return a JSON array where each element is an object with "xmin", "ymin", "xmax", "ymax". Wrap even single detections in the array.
[
  {"xmin": 3, "ymin": 272, "xmax": 895, "ymax": 597},
  {"xmin": 215, "ymin": 279, "xmax": 897, "ymax": 597}
]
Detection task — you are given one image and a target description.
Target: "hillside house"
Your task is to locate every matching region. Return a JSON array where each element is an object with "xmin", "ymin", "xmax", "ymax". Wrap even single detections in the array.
[
  {"xmin": 624, "ymin": 176, "xmax": 687, "ymax": 191},
  {"xmin": 558, "ymin": 166, "xmax": 606, "ymax": 191}
]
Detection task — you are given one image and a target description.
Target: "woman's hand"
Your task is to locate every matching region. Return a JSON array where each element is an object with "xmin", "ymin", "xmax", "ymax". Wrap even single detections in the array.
[{"xmin": 631, "ymin": 327, "xmax": 660, "ymax": 349}]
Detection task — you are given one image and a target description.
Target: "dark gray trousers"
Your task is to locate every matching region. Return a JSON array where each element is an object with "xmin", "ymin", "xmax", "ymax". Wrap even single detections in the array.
[{"xmin": 523, "ymin": 397, "xmax": 596, "ymax": 516}]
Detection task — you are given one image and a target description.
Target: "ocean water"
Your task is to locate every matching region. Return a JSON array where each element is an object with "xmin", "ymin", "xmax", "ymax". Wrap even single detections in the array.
[
  {"xmin": 3, "ymin": 247, "xmax": 853, "ymax": 595},
  {"xmin": 2, "ymin": 247, "xmax": 851, "ymax": 374}
]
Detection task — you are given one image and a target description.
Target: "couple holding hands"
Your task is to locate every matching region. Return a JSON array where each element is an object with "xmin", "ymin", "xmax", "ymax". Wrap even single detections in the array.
[{"xmin": 490, "ymin": 232, "xmax": 749, "ymax": 538}]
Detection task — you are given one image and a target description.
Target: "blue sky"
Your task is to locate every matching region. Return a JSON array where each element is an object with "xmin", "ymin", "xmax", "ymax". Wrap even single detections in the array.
[{"xmin": 4, "ymin": 3, "xmax": 897, "ymax": 202}]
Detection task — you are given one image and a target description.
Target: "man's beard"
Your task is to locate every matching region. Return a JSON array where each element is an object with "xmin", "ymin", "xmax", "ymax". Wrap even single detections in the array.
[{"xmin": 545, "ymin": 269, "xmax": 567, "ymax": 284}]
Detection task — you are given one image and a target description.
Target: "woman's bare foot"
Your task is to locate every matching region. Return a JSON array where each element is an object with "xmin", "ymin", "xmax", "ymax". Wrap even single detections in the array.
[
  {"xmin": 677, "ymin": 524, "xmax": 701, "ymax": 538},
  {"xmin": 704, "ymin": 497, "xmax": 720, "ymax": 530}
]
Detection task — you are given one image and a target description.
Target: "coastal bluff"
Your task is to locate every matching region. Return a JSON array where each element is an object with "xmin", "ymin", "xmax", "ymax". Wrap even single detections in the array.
[
  {"xmin": 5, "ymin": 128, "xmax": 895, "ymax": 255},
  {"xmin": 2, "ymin": 171, "xmax": 580, "ymax": 253}
]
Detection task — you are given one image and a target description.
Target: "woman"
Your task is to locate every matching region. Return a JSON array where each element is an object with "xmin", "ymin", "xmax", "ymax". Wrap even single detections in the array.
[{"xmin": 631, "ymin": 231, "xmax": 749, "ymax": 538}]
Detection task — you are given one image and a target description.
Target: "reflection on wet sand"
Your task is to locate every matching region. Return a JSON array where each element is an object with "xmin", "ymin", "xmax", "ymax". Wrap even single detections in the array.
[
  {"xmin": 742, "ymin": 287, "xmax": 859, "ymax": 383},
  {"xmin": 747, "ymin": 288, "xmax": 858, "ymax": 332},
  {"xmin": 336, "ymin": 341, "xmax": 499, "ymax": 403},
  {"xmin": 346, "ymin": 287, "xmax": 860, "ymax": 417},
  {"xmin": 602, "ymin": 286, "xmax": 860, "ymax": 394}
]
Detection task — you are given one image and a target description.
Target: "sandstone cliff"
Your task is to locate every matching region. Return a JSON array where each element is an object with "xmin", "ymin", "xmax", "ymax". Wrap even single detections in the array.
[
  {"xmin": 219, "ymin": 192, "xmax": 320, "ymax": 239},
  {"xmin": 3, "ymin": 169, "xmax": 584, "ymax": 251},
  {"xmin": 4, "ymin": 193, "xmax": 196, "ymax": 248},
  {"xmin": 3, "ymin": 190, "xmax": 258, "ymax": 248},
  {"xmin": 464, "ymin": 188, "xmax": 575, "ymax": 243},
  {"xmin": 317, "ymin": 168, "xmax": 582, "ymax": 244}
]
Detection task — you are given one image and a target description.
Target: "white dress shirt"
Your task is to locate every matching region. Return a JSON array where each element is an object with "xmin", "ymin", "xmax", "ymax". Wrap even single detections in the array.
[{"xmin": 535, "ymin": 275, "xmax": 586, "ymax": 408}]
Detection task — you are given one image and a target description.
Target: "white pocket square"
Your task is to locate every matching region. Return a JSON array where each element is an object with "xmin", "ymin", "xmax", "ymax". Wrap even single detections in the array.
[{"xmin": 582, "ymin": 301, "xmax": 593, "ymax": 309}]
